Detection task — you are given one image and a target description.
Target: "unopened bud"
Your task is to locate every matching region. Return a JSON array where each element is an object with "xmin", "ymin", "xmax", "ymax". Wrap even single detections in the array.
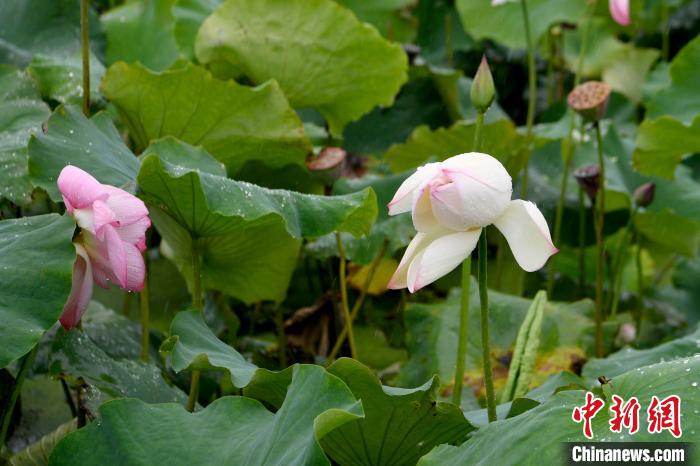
[
  {"xmin": 617, "ymin": 323, "xmax": 637, "ymax": 344},
  {"xmin": 567, "ymin": 81, "xmax": 611, "ymax": 122},
  {"xmin": 573, "ymin": 164, "xmax": 601, "ymax": 201},
  {"xmin": 471, "ymin": 55, "xmax": 495, "ymax": 113},
  {"xmin": 633, "ymin": 182, "xmax": 655, "ymax": 208}
]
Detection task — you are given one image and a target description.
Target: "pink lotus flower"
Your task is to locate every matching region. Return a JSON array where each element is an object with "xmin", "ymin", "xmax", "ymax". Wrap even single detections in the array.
[
  {"xmin": 387, "ymin": 153, "xmax": 557, "ymax": 292},
  {"xmin": 609, "ymin": 0, "xmax": 630, "ymax": 26},
  {"xmin": 58, "ymin": 165, "xmax": 150, "ymax": 329}
]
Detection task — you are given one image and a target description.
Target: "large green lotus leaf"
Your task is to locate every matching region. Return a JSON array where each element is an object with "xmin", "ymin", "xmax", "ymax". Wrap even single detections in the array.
[
  {"xmin": 101, "ymin": 0, "xmax": 180, "ymax": 72},
  {"xmin": 137, "ymin": 144, "xmax": 376, "ymax": 302},
  {"xmin": 173, "ymin": 0, "xmax": 222, "ymax": 60},
  {"xmin": 644, "ymin": 35, "xmax": 700, "ymax": 124},
  {"xmin": 0, "ymin": 214, "xmax": 75, "ymax": 368},
  {"xmin": 419, "ymin": 357, "xmax": 700, "ymax": 465},
  {"xmin": 396, "ymin": 284, "xmax": 594, "ymax": 391},
  {"xmin": 28, "ymin": 105, "xmax": 140, "ymax": 203},
  {"xmin": 27, "ymin": 50, "xmax": 105, "ymax": 104},
  {"xmin": 49, "ymin": 365, "xmax": 364, "ymax": 466},
  {"xmin": 633, "ymin": 115, "xmax": 700, "ymax": 179},
  {"xmin": 335, "ymin": 0, "xmax": 416, "ymax": 42},
  {"xmin": 322, "ymin": 358, "xmax": 474, "ymax": 466},
  {"xmin": 0, "ymin": 0, "xmax": 103, "ymax": 68},
  {"xmin": 100, "ymin": 62, "xmax": 310, "ymax": 175},
  {"xmin": 456, "ymin": 0, "xmax": 586, "ymax": 50},
  {"xmin": 582, "ymin": 326, "xmax": 700, "ymax": 383},
  {"xmin": 384, "ymin": 120, "xmax": 524, "ymax": 174},
  {"xmin": 562, "ymin": 18, "xmax": 626, "ymax": 77},
  {"xmin": 195, "ymin": 0, "xmax": 408, "ymax": 135},
  {"xmin": 162, "ymin": 310, "xmax": 293, "ymax": 408},
  {"xmin": 602, "ymin": 46, "xmax": 659, "ymax": 103},
  {"xmin": 48, "ymin": 329, "xmax": 187, "ymax": 412},
  {"xmin": 137, "ymin": 150, "xmax": 377, "ymax": 239},
  {"xmin": 0, "ymin": 66, "xmax": 50, "ymax": 205}
]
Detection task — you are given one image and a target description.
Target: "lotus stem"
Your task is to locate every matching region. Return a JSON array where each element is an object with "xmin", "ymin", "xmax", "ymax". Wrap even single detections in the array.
[
  {"xmin": 274, "ymin": 304, "xmax": 288, "ymax": 367},
  {"xmin": 187, "ymin": 238, "xmax": 203, "ymax": 412},
  {"xmin": 635, "ymin": 236, "xmax": 645, "ymax": 341},
  {"xmin": 139, "ymin": 274, "xmax": 150, "ymax": 362},
  {"xmin": 578, "ymin": 187, "xmax": 587, "ymax": 296},
  {"xmin": 547, "ymin": 1, "xmax": 597, "ymax": 295},
  {"xmin": 0, "ymin": 346, "xmax": 38, "ymax": 448},
  {"xmin": 80, "ymin": 0, "xmax": 90, "ymax": 116},
  {"xmin": 609, "ymin": 208, "xmax": 637, "ymax": 318},
  {"xmin": 327, "ymin": 240, "xmax": 388, "ymax": 363},
  {"xmin": 593, "ymin": 122, "xmax": 606, "ymax": 357},
  {"xmin": 445, "ymin": 12, "xmax": 453, "ymax": 68},
  {"xmin": 478, "ymin": 231, "xmax": 497, "ymax": 422},
  {"xmin": 453, "ymin": 256, "xmax": 472, "ymax": 406},
  {"xmin": 335, "ymin": 233, "xmax": 357, "ymax": 359},
  {"xmin": 519, "ymin": 0, "xmax": 536, "ymax": 199}
]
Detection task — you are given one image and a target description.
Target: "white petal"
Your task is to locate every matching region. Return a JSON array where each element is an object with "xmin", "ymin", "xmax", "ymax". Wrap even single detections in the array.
[
  {"xmin": 438, "ymin": 153, "xmax": 513, "ymax": 227},
  {"xmin": 493, "ymin": 200, "xmax": 558, "ymax": 272},
  {"xmin": 411, "ymin": 186, "xmax": 439, "ymax": 232},
  {"xmin": 387, "ymin": 231, "xmax": 435, "ymax": 290},
  {"xmin": 406, "ymin": 228, "xmax": 481, "ymax": 292},
  {"xmin": 387, "ymin": 163, "xmax": 441, "ymax": 216}
]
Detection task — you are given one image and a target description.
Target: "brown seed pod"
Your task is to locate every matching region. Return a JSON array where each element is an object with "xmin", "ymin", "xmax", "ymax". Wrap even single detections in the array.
[
  {"xmin": 567, "ymin": 81, "xmax": 611, "ymax": 122},
  {"xmin": 573, "ymin": 164, "xmax": 601, "ymax": 201},
  {"xmin": 306, "ymin": 147, "xmax": 347, "ymax": 186}
]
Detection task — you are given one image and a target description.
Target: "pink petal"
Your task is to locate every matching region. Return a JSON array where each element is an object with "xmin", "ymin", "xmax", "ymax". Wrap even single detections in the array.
[
  {"xmin": 103, "ymin": 225, "xmax": 128, "ymax": 288},
  {"xmin": 80, "ymin": 231, "xmax": 112, "ymax": 288},
  {"xmin": 123, "ymin": 242, "xmax": 146, "ymax": 292},
  {"xmin": 493, "ymin": 200, "xmax": 558, "ymax": 272},
  {"xmin": 103, "ymin": 186, "xmax": 149, "ymax": 226},
  {"xmin": 388, "ymin": 163, "xmax": 441, "ymax": 216},
  {"xmin": 406, "ymin": 228, "xmax": 481, "ymax": 293},
  {"xmin": 57, "ymin": 165, "xmax": 108, "ymax": 212},
  {"xmin": 60, "ymin": 244, "xmax": 94, "ymax": 329},
  {"xmin": 92, "ymin": 200, "xmax": 119, "ymax": 240},
  {"xmin": 115, "ymin": 216, "xmax": 151, "ymax": 251},
  {"xmin": 609, "ymin": 0, "xmax": 630, "ymax": 26}
]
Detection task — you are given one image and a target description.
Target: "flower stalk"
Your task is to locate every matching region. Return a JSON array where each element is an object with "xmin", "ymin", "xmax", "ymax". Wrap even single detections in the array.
[
  {"xmin": 80, "ymin": 0, "xmax": 90, "ymax": 116},
  {"xmin": 593, "ymin": 122, "xmax": 606, "ymax": 357},
  {"xmin": 479, "ymin": 230, "xmax": 497, "ymax": 422},
  {"xmin": 187, "ymin": 238, "xmax": 203, "ymax": 412},
  {"xmin": 335, "ymin": 232, "xmax": 357, "ymax": 359},
  {"xmin": 0, "ymin": 347, "xmax": 38, "ymax": 449}
]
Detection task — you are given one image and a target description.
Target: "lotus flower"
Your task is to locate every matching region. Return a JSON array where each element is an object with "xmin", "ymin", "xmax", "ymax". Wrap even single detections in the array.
[
  {"xmin": 58, "ymin": 165, "xmax": 150, "ymax": 328},
  {"xmin": 387, "ymin": 153, "xmax": 557, "ymax": 292},
  {"xmin": 609, "ymin": 0, "xmax": 630, "ymax": 26}
]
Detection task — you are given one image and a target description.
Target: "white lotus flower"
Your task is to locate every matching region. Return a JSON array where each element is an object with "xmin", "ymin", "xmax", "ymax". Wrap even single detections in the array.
[{"xmin": 387, "ymin": 152, "xmax": 558, "ymax": 292}]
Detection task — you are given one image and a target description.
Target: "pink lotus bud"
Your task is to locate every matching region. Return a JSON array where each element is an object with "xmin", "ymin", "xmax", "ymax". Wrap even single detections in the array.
[
  {"xmin": 387, "ymin": 153, "xmax": 557, "ymax": 292},
  {"xmin": 609, "ymin": 0, "xmax": 630, "ymax": 26},
  {"xmin": 573, "ymin": 164, "xmax": 601, "ymax": 201},
  {"xmin": 633, "ymin": 182, "xmax": 655, "ymax": 208}
]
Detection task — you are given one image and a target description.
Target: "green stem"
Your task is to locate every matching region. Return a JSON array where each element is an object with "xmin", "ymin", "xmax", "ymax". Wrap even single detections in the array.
[
  {"xmin": 335, "ymin": 232, "xmax": 357, "ymax": 359},
  {"xmin": 445, "ymin": 12, "xmax": 453, "ymax": 68},
  {"xmin": 452, "ymin": 256, "xmax": 472, "ymax": 406},
  {"xmin": 185, "ymin": 370, "xmax": 200, "ymax": 413},
  {"xmin": 593, "ymin": 122, "xmax": 606, "ymax": 357},
  {"xmin": 578, "ymin": 186, "xmax": 586, "ymax": 295},
  {"xmin": 661, "ymin": 1, "xmax": 670, "ymax": 62},
  {"xmin": 609, "ymin": 209, "xmax": 637, "ymax": 318},
  {"xmin": 478, "ymin": 231, "xmax": 496, "ymax": 422},
  {"xmin": 122, "ymin": 290, "xmax": 133, "ymax": 315},
  {"xmin": 547, "ymin": 1, "xmax": 597, "ymax": 294},
  {"xmin": 473, "ymin": 111, "xmax": 485, "ymax": 150},
  {"xmin": 327, "ymin": 241, "xmax": 388, "ymax": 363},
  {"xmin": 274, "ymin": 304, "xmax": 288, "ymax": 367},
  {"xmin": 139, "ymin": 274, "xmax": 150, "ymax": 362},
  {"xmin": 635, "ymin": 236, "xmax": 645, "ymax": 341},
  {"xmin": 0, "ymin": 347, "xmax": 38, "ymax": 448},
  {"xmin": 519, "ymin": 0, "xmax": 537, "ymax": 200},
  {"xmin": 187, "ymin": 238, "xmax": 203, "ymax": 412},
  {"xmin": 546, "ymin": 27, "xmax": 555, "ymax": 107},
  {"xmin": 80, "ymin": 0, "xmax": 90, "ymax": 116}
]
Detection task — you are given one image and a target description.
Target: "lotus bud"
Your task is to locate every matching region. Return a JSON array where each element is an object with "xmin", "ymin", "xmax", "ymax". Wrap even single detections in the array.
[
  {"xmin": 573, "ymin": 164, "xmax": 601, "ymax": 201},
  {"xmin": 306, "ymin": 147, "xmax": 346, "ymax": 186},
  {"xmin": 633, "ymin": 182, "xmax": 655, "ymax": 208},
  {"xmin": 617, "ymin": 323, "xmax": 636, "ymax": 344},
  {"xmin": 567, "ymin": 81, "xmax": 611, "ymax": 122},
  {"xmin": 471, "ymin": 56, "xmax": 495, "ymax": 113}
]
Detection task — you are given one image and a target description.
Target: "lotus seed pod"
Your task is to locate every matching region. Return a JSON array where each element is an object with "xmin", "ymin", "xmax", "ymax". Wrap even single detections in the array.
[
  {"xmin": 306, "ymin": 147, "xmax": 346, "ymax": 186},
  {"xmin": 567, "ymin": 81, "xmax": 611, "ymax": 122}
]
